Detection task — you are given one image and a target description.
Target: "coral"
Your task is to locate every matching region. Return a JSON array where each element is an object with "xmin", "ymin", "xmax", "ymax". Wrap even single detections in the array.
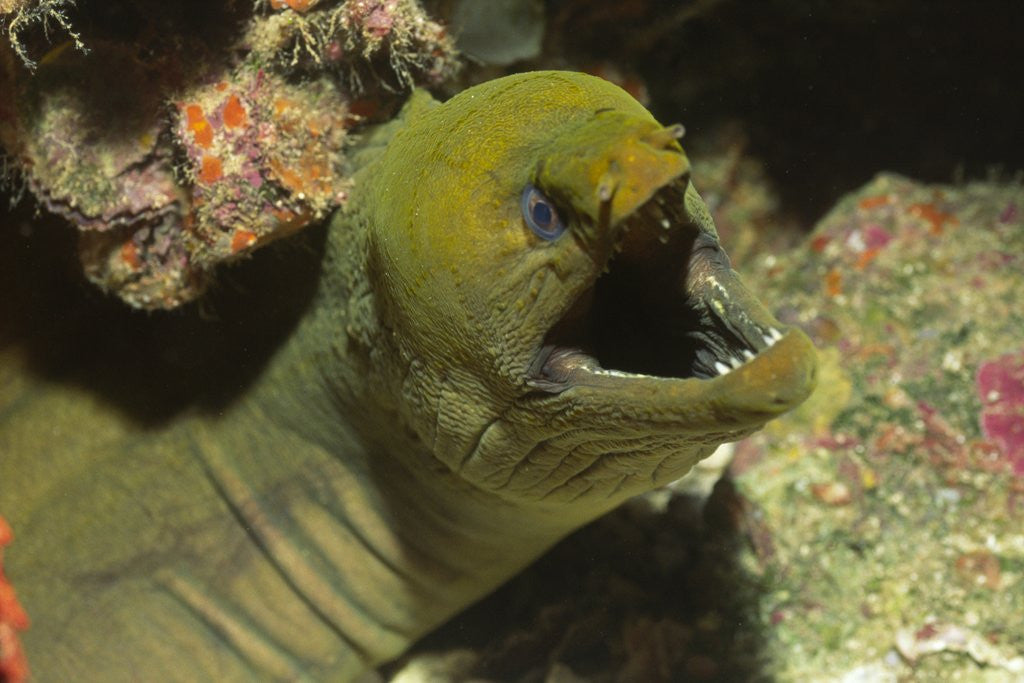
[
  {"xmin": 0, "ymin": 0, "xmax": 459, "ymax": 308},
  {"xmin": 1, "ymin": 41, "xmax": 204, "ymax": 307},
  {"xmin": 978, "ymin": 351, "xmax": 1024, "ymax": 475},
  {"xmin": 1, "ymin": 0, "xmax": 86, "ymax": 70},
  {"xmin": 173, "ymin": 69, "xmax": 352, "ymax": 266},
  {"xmin": 249, "ymin": 0, "xmax": 457, "ymax": 89},
  {"xmin": 77, "ymin": 212, "xmax": 204, "ymax": 310},
  {"xmin": 0, "ymin": 516, "xmax": 29, "ymax": 683}
]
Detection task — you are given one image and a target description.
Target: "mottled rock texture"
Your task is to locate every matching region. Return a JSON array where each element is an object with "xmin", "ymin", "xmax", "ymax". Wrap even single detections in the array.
[{"xmin": 732, "ymin": 174, "xmax": 1024, "ymax": 680}]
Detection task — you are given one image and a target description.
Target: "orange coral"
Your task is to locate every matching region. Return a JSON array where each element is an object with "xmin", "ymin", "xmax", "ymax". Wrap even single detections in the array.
[
  {"xmin": 908, "ymin": 202, "xmax": 958, "ymax": 235},
  {"xmin": 222, "ymin": 95, "xmax": 247, "ymax": 129},
  {"xmin": 120, "ymin": 240, "xmax": 142, "ymax": 270},
  {"xmin": 0, "ymin": 516, "xmax": 29, "ymax": 683},
  {"xmin": 857, "ymin": 194, "xmax": 893, "ymax": 210},
  {"xmin": 199, "ymin": 155, "xmax": 223, "ymax": 183},
  {"xmin": 855, "ymin": 247, "xmax": 882, "ymax": 270},
  {"xmin": 824, "ymin": 268, "xmax": 842, "ymax": 297},
  {"xmin": 273, "ymin": 98, "xmax": 294, "ymax": 116},
  {"xmin": 269, "ymin": 0, "xmax": 315, "ymax": 12},
  {"xmin": 185, "ymin": 104, "xmax": 213, "ymax": 149},
  {"xmin": 268, "ymin": 159, "xmax": 305, "ymax": 194},
  {"xmin": 230, "ymin": 229, "xmax": 258, "ymax": 254}
]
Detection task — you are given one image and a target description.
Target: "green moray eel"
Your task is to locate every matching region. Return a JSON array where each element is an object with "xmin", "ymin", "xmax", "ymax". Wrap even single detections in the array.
[{"xmin": 0, "ymin": 71, "xmax": 816, "ymax": 680}]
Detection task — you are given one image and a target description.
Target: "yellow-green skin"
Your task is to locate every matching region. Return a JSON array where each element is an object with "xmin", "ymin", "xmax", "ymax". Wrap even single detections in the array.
[{"xmin": 0, "ymin": 72, "xmax": 816, "ymax": 680}]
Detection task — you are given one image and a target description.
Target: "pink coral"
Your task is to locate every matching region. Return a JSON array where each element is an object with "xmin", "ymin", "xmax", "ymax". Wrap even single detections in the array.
[
  {"xmin": 364, "ymin": 4, "xmax": 395, "ymax": 38},
  {"xmin": 977, "ymin": 350, "xmax": 1024, "ymax": 476}
]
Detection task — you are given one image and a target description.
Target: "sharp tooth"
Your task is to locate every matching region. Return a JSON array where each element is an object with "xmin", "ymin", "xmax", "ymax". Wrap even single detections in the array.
[
  {"xmin": 594, "ymin": 368, "xmax": 651, "ymax": 379},
  {"xmin": 770, "ymin": 327, "xmax": 784, "ymax": 341},
  {"xmin": 714, "ymin": 361, "xmax": 732, "ymax": 376},
  {"xmin": 696, "ymin": 349, "xmax": 720, "ymax": 371},
  {"xmin": 730, "ymin": 356, "xmax": 744, "ymax": 369},
  {"xmin": 743, "ymin": 349, "xmax": 756, "ymax": 360},
  {"xmin": 763, "ymin": 334, "xmax": 775, "ymax": 347}
]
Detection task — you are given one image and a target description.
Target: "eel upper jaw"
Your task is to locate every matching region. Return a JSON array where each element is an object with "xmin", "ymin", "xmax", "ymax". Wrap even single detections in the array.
[{"xmin": 525, "ymin": 178, "xmax": 816, "ymax": 427}]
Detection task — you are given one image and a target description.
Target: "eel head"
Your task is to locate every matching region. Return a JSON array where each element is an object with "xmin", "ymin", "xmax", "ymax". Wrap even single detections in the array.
[{"xmin": 366, "ymin": 71, "xmax": 816, "ymax": 513}]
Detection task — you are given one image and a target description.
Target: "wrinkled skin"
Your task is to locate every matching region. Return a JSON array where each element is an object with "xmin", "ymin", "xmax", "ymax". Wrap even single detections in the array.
[{"xmin": 0, "ymin": 72, "xmax": 816, "ymax": 680}]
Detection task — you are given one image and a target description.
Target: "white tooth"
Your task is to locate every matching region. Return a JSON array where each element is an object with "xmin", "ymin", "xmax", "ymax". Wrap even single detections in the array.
[
  {"xmin": 743, "ymin": 349, "xmax": 756, "ymax": 360},
  {"xmin": 594, "ymin": 368, "xmax": 651, "ymax": 379},
  {"xmin": 770, "ymin": 327, "xmax": 784, "ymax": 341},
  {"xmin": 730, "ymin": 356, "xmax": 744, "ymax": 369},
  {"xmin": 714, "ymin": 361, "xmax": 732, "ymax": 376},
  {"xmin": 763, "ymin": 334, "xmax": 775, "ymax": 347},
  {"xmin": 660, "ymin": 218, "xmax": 671, "ymax": 229}
]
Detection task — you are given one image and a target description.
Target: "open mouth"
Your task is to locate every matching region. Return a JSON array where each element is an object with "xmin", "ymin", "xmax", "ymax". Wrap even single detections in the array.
[{"xmin": 527, "ymin": 179, "xmax": 786, "ymax": 392}]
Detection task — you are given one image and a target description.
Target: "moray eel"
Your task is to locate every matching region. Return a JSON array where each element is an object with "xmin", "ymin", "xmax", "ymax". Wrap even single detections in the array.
[{"xmin": 0, "ymin": 71, "xmax": 816, "ymax": 680}]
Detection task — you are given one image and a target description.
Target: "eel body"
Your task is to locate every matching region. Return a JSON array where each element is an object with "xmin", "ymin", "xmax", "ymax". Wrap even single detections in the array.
[{"xmin": 0, "ymin": 71, "xmax": 816, "ymax": 680}]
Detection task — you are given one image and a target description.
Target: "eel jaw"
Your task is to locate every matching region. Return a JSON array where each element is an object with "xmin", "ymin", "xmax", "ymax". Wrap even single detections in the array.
[{"xmin": 525, "ymin": 178, "xmax": 816, "ymax": 426}]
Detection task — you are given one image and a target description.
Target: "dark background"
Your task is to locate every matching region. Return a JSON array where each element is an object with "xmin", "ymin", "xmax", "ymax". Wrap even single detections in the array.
[{"xmin": 547, "ymin": 0, "xmax": 1024, "ymax": 223}]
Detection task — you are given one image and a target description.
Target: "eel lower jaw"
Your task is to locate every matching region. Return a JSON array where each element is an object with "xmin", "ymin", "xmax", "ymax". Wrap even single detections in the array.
[
  {"xmin": 527, "ymin": 326, "xmax": 816, "ymax": 431},
  {"xmin": 524, "ymin": 180, "xmax": 817, "ymax": 425},
  {"xmin": 530, "ymin": 323, "xmax": 787, "ymax": 387}
]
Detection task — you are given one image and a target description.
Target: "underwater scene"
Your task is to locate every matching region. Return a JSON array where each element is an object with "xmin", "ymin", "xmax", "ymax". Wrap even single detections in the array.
[{"xmin": 1, "ymin": 1, "xmax": 1022, "ymax": 681}]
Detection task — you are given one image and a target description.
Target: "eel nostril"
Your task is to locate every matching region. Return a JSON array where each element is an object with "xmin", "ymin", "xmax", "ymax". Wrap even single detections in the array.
[{"xmin": 644, "ymin": 123, "xmax": 686, "ymax": 150}]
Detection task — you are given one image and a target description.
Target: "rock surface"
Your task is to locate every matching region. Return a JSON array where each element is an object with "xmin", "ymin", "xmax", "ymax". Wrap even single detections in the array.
[
  {"xmin": 1, "ymin": 0, "xmax": 458, "ymax": 308},
  {"xmin": 734, "ymin": 173, "xmax": 1024, "ymax": 680}
]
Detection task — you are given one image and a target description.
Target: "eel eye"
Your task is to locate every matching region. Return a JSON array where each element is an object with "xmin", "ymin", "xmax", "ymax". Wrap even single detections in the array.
[{"xmin": 521, "ymin": 184, "xmax": 566, "ymax": 241}]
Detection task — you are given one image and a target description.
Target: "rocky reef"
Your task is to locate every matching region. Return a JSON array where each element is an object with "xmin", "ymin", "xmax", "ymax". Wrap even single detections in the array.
[
  {"xmin": 1, "ymin": 0, "xmax": 457, "ymax": 308},
  {"xmin": 733, "ymin": 174, "xmax": 1024, "ymax": 680}
]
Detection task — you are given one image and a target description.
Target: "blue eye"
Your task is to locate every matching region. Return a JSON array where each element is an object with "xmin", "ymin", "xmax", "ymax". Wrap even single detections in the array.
[{"xmin": 521, "ymin": 184, "xmax": 566, "ymax": 241}]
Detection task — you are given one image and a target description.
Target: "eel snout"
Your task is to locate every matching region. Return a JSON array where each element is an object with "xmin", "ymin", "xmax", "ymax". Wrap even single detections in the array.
[{"xmin": 526, "ymin": 176, "xmax": 817, "ymax": 427}]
